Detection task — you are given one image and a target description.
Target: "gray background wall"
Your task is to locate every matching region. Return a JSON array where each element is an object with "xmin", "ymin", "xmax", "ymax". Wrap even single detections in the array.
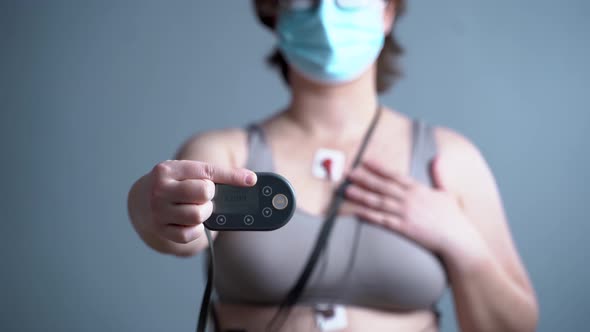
[{"xmin": 2, "ymin": 0, "xmax": 589, "ymax": 331}]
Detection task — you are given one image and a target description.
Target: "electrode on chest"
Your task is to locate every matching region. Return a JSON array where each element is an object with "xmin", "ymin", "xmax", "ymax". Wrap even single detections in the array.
[{"xmin": 312, "ymin": 148, "xmax": 346, "ymax": 182}]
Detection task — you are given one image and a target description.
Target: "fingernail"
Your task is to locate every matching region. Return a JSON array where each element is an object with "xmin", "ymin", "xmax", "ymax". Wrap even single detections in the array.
[{"xmin": 245, "ymin": 173, "xmax": 256, "ymax": 185}]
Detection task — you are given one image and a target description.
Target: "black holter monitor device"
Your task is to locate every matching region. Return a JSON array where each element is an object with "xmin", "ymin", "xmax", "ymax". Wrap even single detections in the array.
[{"xmin": 204, "ymin": 172, "xmax": 296, "ymax": 231}]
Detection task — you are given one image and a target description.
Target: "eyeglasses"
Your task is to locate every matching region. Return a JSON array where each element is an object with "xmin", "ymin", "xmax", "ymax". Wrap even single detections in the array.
[{"xmin": 278, "ymin": 0, "xmax": 387, "ymax": 11}]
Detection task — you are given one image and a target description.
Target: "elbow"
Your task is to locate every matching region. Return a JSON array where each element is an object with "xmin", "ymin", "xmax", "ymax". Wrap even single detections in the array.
[
  {"xmin": 525, "ymin": 294, "xmax": 540, "ymax": 332},
  {"xmin": 518, "ymin": 283, "xmax": 540, "ymax": 332},
  {"xmin": 505, "ymin": 292, "xmax": 540, "ymax": 332}
]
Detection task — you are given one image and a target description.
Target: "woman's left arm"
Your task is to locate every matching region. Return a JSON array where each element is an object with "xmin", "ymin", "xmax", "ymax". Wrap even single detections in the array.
[
  {"xmin": 344, "ymin": 127, "xmax": 539, "ymax": 332},
  {"xmin": 432, "ymin": 128, "xmax": 538, "ymax": 332}
]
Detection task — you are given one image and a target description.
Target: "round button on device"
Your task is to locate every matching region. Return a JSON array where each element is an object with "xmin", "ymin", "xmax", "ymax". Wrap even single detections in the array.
[
  {"xmin": 216, "ymin": 215, "xmax": 227, "ymax": 225},
  {"xmin": 262, "ymin": 186, "xmax": 273, "ymax": 197},
  {"xmin": 272, "ymin": 194, "xmax": 289, "ymax": 210},
  {"xmin": 244, "ymin": 215, "xmax": 254, "ymax": 225},
  {"xmin": 262, "ymin": 207, "xmax": 273, "ymax": 218}
]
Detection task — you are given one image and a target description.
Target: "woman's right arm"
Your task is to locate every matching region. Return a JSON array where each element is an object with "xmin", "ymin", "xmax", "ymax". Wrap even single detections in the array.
[{"xmin": 127, "ymin": 129, "xmax": 253, "ymax": 257}]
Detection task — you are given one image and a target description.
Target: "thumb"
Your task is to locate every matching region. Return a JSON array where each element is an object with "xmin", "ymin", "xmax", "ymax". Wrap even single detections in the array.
[
  {"xmin": 430, "ymin": 155, "xmax": 465, "ymax": 209},
  {"xmin": 429, "ymin": 155, "xmax": 449, "ymax": 191}
]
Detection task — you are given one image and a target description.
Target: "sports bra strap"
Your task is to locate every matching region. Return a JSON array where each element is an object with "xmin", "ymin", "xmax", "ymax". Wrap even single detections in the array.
[
  {"xmin": 245, "ymin": 124, "xmax": 275, "ymax": 172},
  {"xmin": 410, "ymin": 119, "xmax": 437, "ymax": 187}
]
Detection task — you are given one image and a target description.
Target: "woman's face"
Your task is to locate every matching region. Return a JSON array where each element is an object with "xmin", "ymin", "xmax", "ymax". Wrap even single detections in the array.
[{"xmin": 273, "ymin": 0, "xmax": 396, "ymax": 84}]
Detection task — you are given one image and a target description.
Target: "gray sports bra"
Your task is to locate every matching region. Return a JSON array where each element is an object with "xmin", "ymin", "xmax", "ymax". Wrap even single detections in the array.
[{"xmin": 212, "ymin": 120, "xmax": 447, "ymax": 312}]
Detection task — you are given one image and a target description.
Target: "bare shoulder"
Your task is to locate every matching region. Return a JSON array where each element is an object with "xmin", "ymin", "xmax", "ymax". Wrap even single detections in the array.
[
  {"xmin": 432, "ymin": 126, "xmax": 497, "ymax": 197},
  {"xmin": 174, "ymin": 127, "xmax": 249, "ymax": 168},
  {"xmin": 434, "ymin": 126, "xmax": 483, "ymax": 165}
]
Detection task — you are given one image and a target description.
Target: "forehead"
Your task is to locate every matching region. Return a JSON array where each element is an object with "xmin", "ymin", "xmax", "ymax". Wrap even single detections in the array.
[
  {"xmin": 279, "ymin": 0, "xmax": 383, "ymax": 6},
  {"xmin": 255, "ymin": 0, "xmax": 391, "ymax": 28}
]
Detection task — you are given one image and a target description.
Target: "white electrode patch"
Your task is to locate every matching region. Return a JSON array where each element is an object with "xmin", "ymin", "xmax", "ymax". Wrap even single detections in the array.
[
  {"xmin": 315, "ymin": 304, "xmax": 348, "ymax": 331},
  {"xmin": 312, "ymin": 148, "xmax": 346, "ymax": 182}
]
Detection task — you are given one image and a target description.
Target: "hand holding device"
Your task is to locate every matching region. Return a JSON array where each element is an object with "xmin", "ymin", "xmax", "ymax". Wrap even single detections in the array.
[
  {"xmin": 205, "ymin": 172, "xmax": 296, "ymax": 231},
  {"xmin": 146, "ymin": 160, "xmax": 257, "ymax": 244}
]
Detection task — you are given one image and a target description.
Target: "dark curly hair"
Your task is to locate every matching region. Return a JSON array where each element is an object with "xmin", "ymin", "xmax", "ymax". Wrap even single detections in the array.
[{"xmin": 252, "ymin": 0, "xmax": 407, "ymax": 94}]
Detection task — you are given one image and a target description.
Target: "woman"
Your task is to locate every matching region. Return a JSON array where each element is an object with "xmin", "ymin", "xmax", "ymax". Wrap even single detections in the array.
[{"xmin": 127, "ymin": 0, "xmax": 539, "ymax": 331}]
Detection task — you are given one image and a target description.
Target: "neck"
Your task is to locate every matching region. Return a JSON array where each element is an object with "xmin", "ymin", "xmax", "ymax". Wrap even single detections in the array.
[{"xmin": 285, "ymin": 66, "xmax": 380, "ymax": 141}]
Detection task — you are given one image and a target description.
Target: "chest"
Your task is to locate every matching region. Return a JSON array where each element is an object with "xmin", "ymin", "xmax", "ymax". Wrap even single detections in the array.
[
  {"xmin": 213, "ymin": 117, "xmax": 447, "ymax": 310},
  {"xmin": 268, "ymin": 131, "xmax": 412, "ymax": 217},
  {"xmin": 212, "ymin": 212, "xmax": 447, "ymax": 310}
]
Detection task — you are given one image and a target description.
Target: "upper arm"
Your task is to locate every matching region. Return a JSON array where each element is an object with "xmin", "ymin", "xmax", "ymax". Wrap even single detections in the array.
[{"xmin": 434, "ymin": 127, "xmax": 535, "ymax": 293}]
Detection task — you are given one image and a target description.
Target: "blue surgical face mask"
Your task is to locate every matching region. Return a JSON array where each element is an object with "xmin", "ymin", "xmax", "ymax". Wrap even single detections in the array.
[{"xmin": 277, "ymin": 1, "xmax": 386, "ymax": 84}]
